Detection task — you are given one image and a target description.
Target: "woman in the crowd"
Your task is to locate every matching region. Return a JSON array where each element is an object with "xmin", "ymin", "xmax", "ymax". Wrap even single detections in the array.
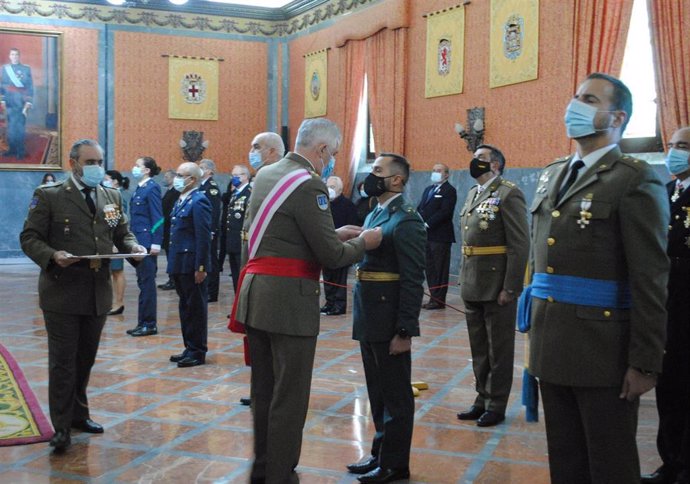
[
  {"xmin": 126, "ymin": 157, "xmax": 163, "ymax": 337},
  {"xmin": 104, "ymin": 170, "xmax": 130, "ymax": 316},
  {"xmin": 41, "ymin": 173, "xmax": 56, "ymax": 185}
]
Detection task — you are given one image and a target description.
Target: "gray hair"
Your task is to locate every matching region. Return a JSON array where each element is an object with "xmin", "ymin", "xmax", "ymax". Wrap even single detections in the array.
[
  {"xmin": 179, "ymin": 162, "xmax": 203, "ymax": 186},
  {"xmin": 295, "ymin": 118, "xmax": 341, "ymax": 152},
  {"xmin": 256, "ymin": 132, "xmax": 286, "ymax": 157},
  {"xmin": 164, "ymin": 169, "xmax": 176, "ymax": 177},
  {"xmin": 327, "ymin": 175, "xmax": 343, "ymax": 194},
  {"xmin": 233, "ymin": 164, "xmax": 251, "ymax": 177},
  {"xmin": 69, "ymin": 139, "xmax": 102, "ymax": 161},
  {"xmin": 199, "ymin": 158, "xmax": 216, "ymax": 173}
]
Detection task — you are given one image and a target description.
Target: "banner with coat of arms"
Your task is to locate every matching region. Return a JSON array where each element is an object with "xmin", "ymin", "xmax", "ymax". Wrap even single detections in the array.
[
  {"xmin": 304, "ymin": 49, "xmax": 328, "ymax": 118},
  {"xmin": 168, "ymin": 57, "xmax": 219, "ymax": 120},
  {"xmin": 425, "ymin": 5, "xmax": 465, "ymax": 99},
  {"xmin": 490, "ymin": 0, "xmax": 539, "ymax": 88}
]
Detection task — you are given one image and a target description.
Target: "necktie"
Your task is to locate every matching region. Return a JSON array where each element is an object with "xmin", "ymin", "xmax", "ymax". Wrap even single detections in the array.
[
  {"xmin": 82, "ymin": 187, "xmax": 96, "ymax": 215},
  {"xmin": 371, "ymin": 206, "xmax": 383, "ymax": 221},
  {"xmin": 425, "ymin": 186, "xmax": 438, "ymax": 203},
  {"xmin": 557, "ymin": 159, "xmax": 585, "ymax": 203}
]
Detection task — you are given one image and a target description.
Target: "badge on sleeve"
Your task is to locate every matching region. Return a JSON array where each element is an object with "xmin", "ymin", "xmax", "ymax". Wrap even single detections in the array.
[
  {"xmin": 29, "ymin": 196, "xmax": 39, "ymax": 210},
  {"xmin": 316, "ymin": 194, "xmax": 329, "ymax": 211}
]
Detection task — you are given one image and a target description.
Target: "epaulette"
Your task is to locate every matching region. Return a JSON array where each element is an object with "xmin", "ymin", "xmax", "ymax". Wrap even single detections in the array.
[
  {"xmin": 544, "ymin": 155, "xmax": 571, "ymax": 168},
  {"xmin": 500, "ymin": 179, "xmax": 516, "ymax": 188},
  {"xmin": 40, "ymin": 179, "xmax": 65, "ymax": 189},
  {"xmin": 209, "ymin": 180, "xmax": 218, "ymax": 186},
  {"xmin": 617, "ymin": 154, "xmax": 647, "ymax": 170}
]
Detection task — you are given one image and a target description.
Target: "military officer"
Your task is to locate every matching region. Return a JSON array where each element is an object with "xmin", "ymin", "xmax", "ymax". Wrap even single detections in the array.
[
  {"xmin": 457, "ymin": 144, "xmax": 529, "ymax": 427},
  {"xmin": 1, "ymin": 48, "xmax": 33, "ymax": 159},
  {"xmin": 20, "ymin": 139, "xmax": 146, "ymax": 452},
  {"xmin": 525, "ymin": 73, "xmax": 669, "ymax": 483},
  {"xmin": 198, "ymin": 158, "xmax": 221, "ymax": 302},
  {"xmin": 642, "ymin": 127, "xmax": 690, "ymax": 484},
  {"xmin": 232, "ymin": 118, "xmax": 382, "ymax": 484},
  {"xmin": 168, "ymin": 162, "xmax": 212, "ymax": 368},
  {"xmin": 224, "ymin": 164, "xmax": 251, "ymax": 291},
  {"xmin": 346, "ymin": 153, "xmax": 426, "ymax": 484}
]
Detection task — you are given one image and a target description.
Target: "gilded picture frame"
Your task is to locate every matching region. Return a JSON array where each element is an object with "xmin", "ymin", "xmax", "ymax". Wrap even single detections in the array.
[{"xmin": 0, "ymin": 28, "xmax": 62, "ymax": 171}]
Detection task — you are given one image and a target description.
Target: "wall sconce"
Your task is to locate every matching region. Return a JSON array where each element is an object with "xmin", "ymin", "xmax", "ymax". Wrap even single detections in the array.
[{"xmin": 454, "ymin": 107, "xmax": 485, "ymax": 152}]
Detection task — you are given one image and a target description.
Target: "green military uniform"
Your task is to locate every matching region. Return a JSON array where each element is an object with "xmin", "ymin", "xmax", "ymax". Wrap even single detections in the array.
[
  {"xmin": 235, "ymin": 152, "xmax": 366, "ymax": 484},
  {"xmin": 20, "ymin": 176, "xmax": 138, "ymax": 432},
  {"xmin": 459, "ymin": 176, "xmax": 529, "ymax": 415},
  {"xmin": 528, "ymin": 147, "xmax": 669, "ymax": 483},
  {"xmin": 352, "ymin": 194, "xmax": 426, "ymax": 470}
]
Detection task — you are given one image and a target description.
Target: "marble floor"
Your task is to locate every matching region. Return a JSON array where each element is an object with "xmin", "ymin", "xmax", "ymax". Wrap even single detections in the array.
[{"xmin": 0, "ymin": 262, "xmax": 663, "ymax": 483}]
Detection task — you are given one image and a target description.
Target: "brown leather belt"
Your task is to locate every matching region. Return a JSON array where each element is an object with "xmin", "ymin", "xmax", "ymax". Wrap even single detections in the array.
[
  {"xmin": 462, "ymin": 245, "xmax": 508, "ymax": 257},
  {"xmin": 355, "ymin": 269, "xmax": 400, "ymax": 282}
]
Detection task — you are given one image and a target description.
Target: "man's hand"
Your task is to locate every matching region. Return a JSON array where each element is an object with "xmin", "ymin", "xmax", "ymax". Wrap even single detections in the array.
[
  {"xmin": 389, "ymin": 334, "xmax": 411, "ymax": 355},
  {"xmin": 336, "ymin": 225, "xmax": 363, "ymax": 241},
  {"xmin": 149, "ymin": 247, "xmax": 161, "ymax": 256},
  {"xmin": 497, "ymin": 290, "xmax": 515, "ymax": 306},
  {"xmin": 52, "ymin": 250, "xmax": 79, "ymax": 268},
  {"xmin": 619, "ymin": 367, "xmax": 657, "ymax": 401},
  {"xmin": 130, "ymin": 245, "xmax": 147, "ymax": 260},
  {"xmin": 360, "ymin": 227, "xmax": 383, "ymax": 250},
  {"xmin": 194, "ymin": 271, "xmax": 207, "ymax": 284}
]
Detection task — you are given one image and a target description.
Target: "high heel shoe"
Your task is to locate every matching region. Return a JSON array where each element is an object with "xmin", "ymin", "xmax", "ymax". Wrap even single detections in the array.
[{"xmin": 107, "ymin": 306, "xmax": 124, "ymax": 316}]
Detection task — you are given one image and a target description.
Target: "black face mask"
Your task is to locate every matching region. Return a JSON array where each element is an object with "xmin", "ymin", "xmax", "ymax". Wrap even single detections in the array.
[
  {"xmin": 469, "ymin": 158, "xmax": 492, "ymax": 179},
  {"xmin": 363, "ymin": 172, "xmax": 392, "ymax": 197}
]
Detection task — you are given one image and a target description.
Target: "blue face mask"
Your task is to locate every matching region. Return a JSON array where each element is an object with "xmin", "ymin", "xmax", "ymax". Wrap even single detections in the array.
[
  {"xmin": 321, "ymin": 148, "xmax": 335, "ymax": 180},
  {"xmin": 665, "ymin": 148, "xmax": 690, "ymax": 175},
  {"xmin": 132, "ymin": 166, "xmax": 144, "ymax": 180},
  {"xmin": 173, "ymin": 176, "xmax": 187, "ymax": 192},
  {"xmin": 564, "ymin": 99, "xmax": 613, "ymax": 139},
  {"xmin": 249, "ymin": 151, "xmax": 262, "ymax": 170},
  {"xmin": 231, "ymin": 176, "xmax": 242, "ymax": 187},
  {"xmin": 102, "ymin": 180, "xmax": 113, "ymax": 188},
  {"xmin": 81, "ymin": 164, "xmax": 105, "ymax": 188}
]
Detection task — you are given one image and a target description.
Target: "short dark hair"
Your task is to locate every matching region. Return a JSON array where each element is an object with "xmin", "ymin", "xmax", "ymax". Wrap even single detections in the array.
[
  {"xmin": 106, "ymin": 169, "xmax": 130, "ymax": 190},
  {"xmin": 476, "ymin": 144, "xmax": 506, "ymax": 174},
  {"xmin": 139, "ymin": 156, "xmax": 161, "ymax": 176},
  {"xmin": 586, "ymin": 72, "xmax": 633, "ymax": 133},
  {"xmin": 379, "ymin": 152, "xmax": 410, "ymax": 183},
  {"xmin": 69, "ymin": 139, "xmax": 101, "ymax": 162}
]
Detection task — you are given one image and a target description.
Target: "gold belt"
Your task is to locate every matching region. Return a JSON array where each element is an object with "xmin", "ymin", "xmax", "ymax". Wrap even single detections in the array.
[
  {"xmin": 355, "ymin": 269, "xmax": 400, "ymax": 282},
  {"xmin": 462, "ymin": 245, "xmax": 508, "ymax": 257}
]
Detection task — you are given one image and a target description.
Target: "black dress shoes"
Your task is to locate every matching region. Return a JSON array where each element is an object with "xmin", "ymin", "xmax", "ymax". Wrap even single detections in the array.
[
  {"xmin": 126, "ymin": 325, "xmax": 142, "ymax": 335},
  {"xmin": 326, "ymin": 308, "xmax": 346, "ymax": 316},
  {"xmin": 50, "ymin": 429, "xmax": 71, "ymax": 452},
  {"xmin": 170, "ymin": 353, "xmax": 186, "ymax": 363},
  {"xmin": 457, "ymin": 405, "xmax": 485, "ymax": 420},
  {"xmin": 177, "ymin": 356, "xmax": 204, "ymax": 368},
  {"xmin": 130, "ymin": 326, "xmax": 158, "ymax": 337},
  {"xmin": 71, "ymin": 418, "xmax": 104, "ymax": 434},
  {"xmin": 642, "ymin": 466, "xmax": 676, "ymax": 484},
  {"xmin": 477, "ymin": 410, "xmax": 505, "ymax": 427},
  {"xmin": 357, "ymin": 467, "xmax": 410, "ymax": 483},
  {"xmin": 347, "ymin": 455, "xmax": 379, "ymax": 474},
  {"xmin": 422, "ymin": 301, "xmax": 445, "ymax": 310},
  {"xmin": 239, "ymin": 397, "xmax": 252, "ymax": 406},
  {"xmin": 107, "ymin": 306, "xmax": 124, "ymax": 316},
  {"xmin": 320, "ymin": 304, "xmax": 333, "ymax": 314},
  {"xmin": 158, "ymin": 280, "xmax": 175, "ymax": 290}
]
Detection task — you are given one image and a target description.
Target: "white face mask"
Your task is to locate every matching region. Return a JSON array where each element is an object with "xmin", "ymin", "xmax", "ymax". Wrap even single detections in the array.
[
  {"xmin": 430, "ymin": 172, "xmax": 443, "ymax": 184},
  {"xmin": 327, "ymin": 187, "xmax": 337, "ymax": 200}
]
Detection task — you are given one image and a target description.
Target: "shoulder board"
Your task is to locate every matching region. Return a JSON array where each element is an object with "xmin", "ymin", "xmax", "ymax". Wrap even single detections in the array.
[
  {"xmin": 545, "ymin": 156, "xmax": 571, "ymax": 168},
  {"xmin": 209, "ymin": 180, "xmax": 218, "ymax": 186},
  {"xmin": 500, "ymin": 179, "xmax": 516, "ymax": 188},
  {"xmin": 309, "ymin": 170, "xmax": 320, "ymax": 179},
  {"xmin": 40, "ymin": 180, "xmax": 65, "ymax": 189},
  {"xmin": 618, "ymin": 154, "xmax": 646, "ymax": 168}
]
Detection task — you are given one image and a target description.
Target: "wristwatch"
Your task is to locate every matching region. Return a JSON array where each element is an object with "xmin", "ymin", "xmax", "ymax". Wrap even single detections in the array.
[{"xmin": 397, "ymin": 327, "xmax": 409, "ymax": 338}]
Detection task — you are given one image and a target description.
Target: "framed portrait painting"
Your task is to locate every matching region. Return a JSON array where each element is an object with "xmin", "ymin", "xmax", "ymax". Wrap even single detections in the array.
[{"xmin": 0, "ymin": 28, "xmax": 61, "ymax": 171}]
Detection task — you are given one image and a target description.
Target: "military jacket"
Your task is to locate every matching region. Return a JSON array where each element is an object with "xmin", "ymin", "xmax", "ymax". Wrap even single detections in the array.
[
  {"xmin": 352, "ymin": 195, "xmax": 426, "ymax": 342},
  {"xmin": 200, "ymin": 177, "xmax": 221, "ymax": 235},
  {"xmin": 20, "ymin": 178, "xmax": 138, "ymax": 316},
  {"xmin": 528, "ymin": 147, "xmax": 669, "ymax": 386},
  {"xmin": 166, "ymin": 189, "xmax": 212, "ymax": 275},
  {"xmin": 459, "ymin": 176, "xmax": 529, "ymax": 302},
  {"xmin": 225, "ymin": 184, "xmax": 251, "ymax": 254},
  {"xmin": 129, "ymin": 178, "xmax": 163, "ymax": 249},
  {"xmin": 235, "ymin": 152, "xmax": 366, "ymax": 337}
]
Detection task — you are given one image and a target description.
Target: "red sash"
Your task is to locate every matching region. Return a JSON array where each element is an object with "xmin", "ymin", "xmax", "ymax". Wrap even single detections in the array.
[{"xmin": 228, "ymin": 256, "xmax": 321, "ymax": 335}]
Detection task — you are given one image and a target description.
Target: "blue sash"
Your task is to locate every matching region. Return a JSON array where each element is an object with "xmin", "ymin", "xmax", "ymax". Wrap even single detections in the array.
[
  {"xmin": 517, "ymin": 273, "xmax": 631, "ymax": 332},
  {"xmin": 4, "ymin": 65, "xmax": 24, "ymax": 88}
]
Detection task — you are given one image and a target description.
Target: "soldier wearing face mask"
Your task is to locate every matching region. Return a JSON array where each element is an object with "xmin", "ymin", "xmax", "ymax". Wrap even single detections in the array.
[
  {"xmin": 321, "ymin": 175, "xmax": 358, "ymax": 316},
  {"xmin": 523, "ymin": 73, "xmax": 669, "ymax": 484},
  {"xmin": 457, "ymin": 145, "xmax": 529, "ymax": 429},
  {"xmin": 417, "ymin": 163, "xmax": 457, "ymax": 310}
]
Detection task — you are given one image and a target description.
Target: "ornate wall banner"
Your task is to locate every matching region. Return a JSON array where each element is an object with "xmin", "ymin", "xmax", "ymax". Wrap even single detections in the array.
[
  {"xmin": 490, "ymin": 0, "xmax": 539, "ymax": 88},
  {"xmin": 304, "ymin": 49, "xmax": 328, "ymax": 118},
  {"xmin": 424, "ymin": 5, "xmax": 465, "ymax": 99},
  {"xmin": 168, "ymin": 56, "xmax": 219, "ymax": 120}
]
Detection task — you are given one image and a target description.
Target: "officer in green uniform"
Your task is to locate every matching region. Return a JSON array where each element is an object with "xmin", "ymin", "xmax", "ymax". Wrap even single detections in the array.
[
  {"xmin": 20, "ymin": 139, "xmax": 145, "ymax": 452},
  {"xmin": 527, "ymin": 73, "xmax": 669, "ymax": 483},
  {"xmin": 346, "ymin": 153, "xmax": 426, "ymax": 484},
  {"xmin": 457, "ymin": 144, "xmax": 529, "ymax": 427}
]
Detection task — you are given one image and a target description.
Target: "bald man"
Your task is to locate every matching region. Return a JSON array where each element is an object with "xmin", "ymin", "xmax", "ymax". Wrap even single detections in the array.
[
  {"xmin": 249, "ymin": 131, "xmax": 285, "ymax": 171},
  {"xmin": 643, "ymin": 126, "xmax": 690, "ymax": 484}
]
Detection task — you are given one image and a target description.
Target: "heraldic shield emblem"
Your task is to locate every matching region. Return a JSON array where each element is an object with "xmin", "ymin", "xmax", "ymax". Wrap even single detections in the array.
[
  {"xmin": 503, "ymin": 14, "xmax": 524, "ymax": 60},
  {"xmin": 437, "ymin": 38, "xmax": 451, "ymax": 76},
  {"xmin": 310, "ymin": 71, "xmax": 321, "ymax": 101},
  {"xmin": 181, "ymin": 73, "xmax": 207, "ymax": 104},
  {"xmin": 180, "ymin": 130, "xmax": 208, "ymax": 163}
]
